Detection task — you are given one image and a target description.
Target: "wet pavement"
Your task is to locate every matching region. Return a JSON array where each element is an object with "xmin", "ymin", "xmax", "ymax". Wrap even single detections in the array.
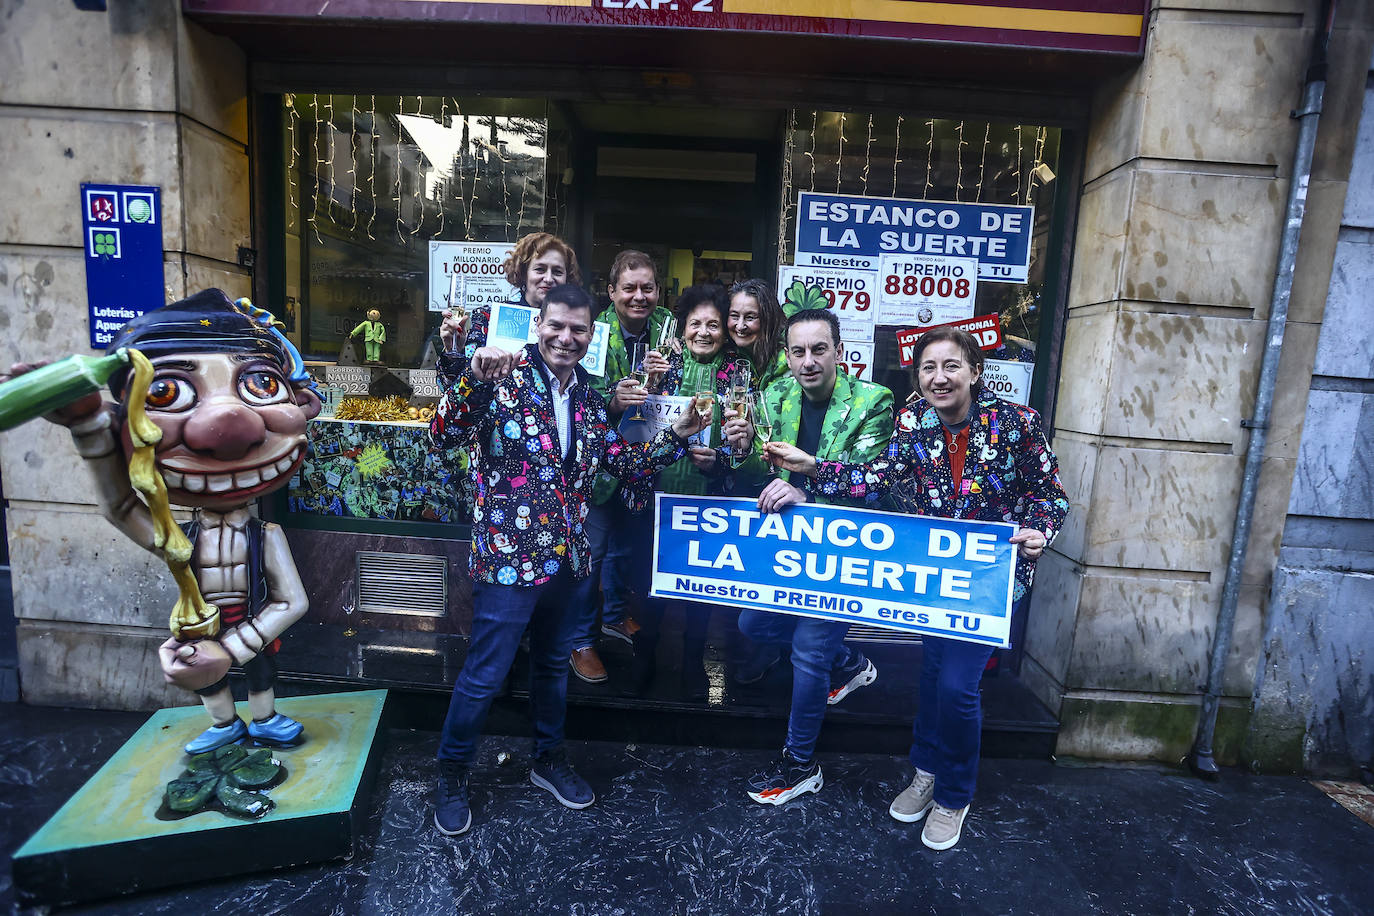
[{"xmin": 2, "ymin": 702, "xmax": 1372, "ymax": 915}]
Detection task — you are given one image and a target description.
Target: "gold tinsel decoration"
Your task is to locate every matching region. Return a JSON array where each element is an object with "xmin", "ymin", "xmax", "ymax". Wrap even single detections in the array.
[{"xmin": 334, "ymin": 396, "xmax": 420, "ymax": 422}]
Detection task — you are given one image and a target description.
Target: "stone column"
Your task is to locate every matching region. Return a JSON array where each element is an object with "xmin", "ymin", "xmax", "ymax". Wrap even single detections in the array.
[
  {"xmin": 0, "ymin": 1, "xmax": 251, "ymax": 708},
  {"xmin": 1022, "ymin": 0, "xmax": 1372, "ymax": 764}
]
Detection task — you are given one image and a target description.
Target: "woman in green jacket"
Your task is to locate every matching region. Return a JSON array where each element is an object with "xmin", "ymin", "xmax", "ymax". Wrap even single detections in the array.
[
  {"xmin": 623, "ymin": 285, "xmax": 750, "ymax": 699},
  {"xmin": 727, "ymin": 279, "xmax": 790, "ymax": 394}
]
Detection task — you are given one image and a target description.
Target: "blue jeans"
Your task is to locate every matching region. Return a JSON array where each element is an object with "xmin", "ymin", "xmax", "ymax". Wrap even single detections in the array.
[
  {"xmin": 437, "ymin": 564, "xmax": 592, "ymax": 765},
  {"xmin": 910, "ymin": 635, "xmax": 996, "ymax": 809},
  {"xmin": 574, "ymin": 499, "xmax": 650, "ymax": 649},
  {"xmin": 737, "ymin": 609, "xmax": 851, "ymax": 763}
]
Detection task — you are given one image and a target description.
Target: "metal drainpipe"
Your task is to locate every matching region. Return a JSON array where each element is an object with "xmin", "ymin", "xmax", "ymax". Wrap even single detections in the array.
[{"xmin": 1186, "ymin": 0, "xmax": 1335, "ymax": 780}]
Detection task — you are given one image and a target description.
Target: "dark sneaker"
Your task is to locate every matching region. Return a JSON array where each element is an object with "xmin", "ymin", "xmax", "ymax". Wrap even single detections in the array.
[
  {"xmin": 734, "ymin": 645, "xmax": 783, "ymax": 685},
  {"xmin": 828, "ymin": 654, "xmax": 878, "ymax": 706},
  {"xmin": 681, "ymin": 662, "xmax": 710, "ymax": 702},
  {"xmin": 531, "ymin": 750, "xmax": 595, "ymax": 809},
  {"xmin": 600, "ymin": 618, "xmax": 640, "ymax": 644},
  {"xmin": 746, "ymin": 750, "xmax": 823, "ymax": 805},
  {"xmin": 623, "ymin": 631, "xmax": 657, "ymax": 698},
  {"xmin": 184, "ymin": 717, "xmax": 247, "ymax": 755},
  {"xmin": 434, "ymin": 759, "xmax": 472, "ymax": 836}
]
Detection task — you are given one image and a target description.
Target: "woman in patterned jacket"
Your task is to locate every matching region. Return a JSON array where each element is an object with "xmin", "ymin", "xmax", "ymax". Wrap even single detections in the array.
[{"xmin": 763, "ymin": 325, "xmax": 1069, "ymax": 852}]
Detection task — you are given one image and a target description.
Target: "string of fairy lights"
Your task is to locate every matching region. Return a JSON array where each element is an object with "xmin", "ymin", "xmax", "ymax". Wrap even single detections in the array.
[
  {"xmin": 285, "ymin": 93, "xmax": 550, "ymax": 249},
  {"xmin": 779, "ymin": 108, "xmax": 1056, "ymax": 252},
  {"xmin": 776, "ymin": 108, "xmax": 796, "ymax": 263},
  {"xmin": 283, "ymin": 95, "xmax": 1054, "ymax": 319}
]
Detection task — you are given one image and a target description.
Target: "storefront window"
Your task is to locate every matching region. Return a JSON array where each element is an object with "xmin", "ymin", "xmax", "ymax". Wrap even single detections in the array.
[
  {"xmin": 779, "ymin": 110, "xmax": 1061, "ymax": 405},
  {"xmin": 280, "ymin": 94, "xmax": 562, "ymax": 528},
  {"xmin": 283, "ymin": 94, "xmax": 557, "ymax": 368}
]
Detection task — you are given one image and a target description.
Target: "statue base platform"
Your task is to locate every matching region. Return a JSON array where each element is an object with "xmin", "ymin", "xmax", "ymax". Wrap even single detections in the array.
[{"xmin": 12, "ymin": 689, "xmax": 388, "ymax": 908}]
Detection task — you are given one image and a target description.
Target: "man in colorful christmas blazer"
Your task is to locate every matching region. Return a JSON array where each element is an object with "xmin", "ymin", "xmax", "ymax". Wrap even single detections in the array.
[
  {"xmin": 722, "ymin": 308, "xmax": 895, "ymax": 806},
  {"xmin": 427, "ymin": 283, "xmax": 706, "ymax": 837}
]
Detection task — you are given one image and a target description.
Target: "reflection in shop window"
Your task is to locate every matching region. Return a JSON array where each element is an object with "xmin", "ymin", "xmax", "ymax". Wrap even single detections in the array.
[
  {"xmin": 284, "ymin": 94, "xmax": 559, "ymax": 368},
  {"xmin": 778, "ymin": 110, "xmax": 1061, "ymax": 406}
]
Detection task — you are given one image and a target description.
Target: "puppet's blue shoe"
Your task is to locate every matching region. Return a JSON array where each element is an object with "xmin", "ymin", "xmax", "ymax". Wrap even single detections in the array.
[
  {"xmin": 248, "ymin": 712, "xmax": 304, "ymax": 747},
  {"xmin": 185, "ymin": 717, "xmax": 248, "ymax": 755}
]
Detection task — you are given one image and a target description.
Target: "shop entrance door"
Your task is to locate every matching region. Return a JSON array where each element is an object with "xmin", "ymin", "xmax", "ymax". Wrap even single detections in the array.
[{"xmin": 563, "ymin": 115, "xmax": 784, "ymax": 310}]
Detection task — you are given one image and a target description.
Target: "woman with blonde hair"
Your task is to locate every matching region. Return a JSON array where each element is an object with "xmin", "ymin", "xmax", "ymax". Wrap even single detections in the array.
[{"xmin": 437, "ymin": 231, "xmax": 582, "ymax": 362}]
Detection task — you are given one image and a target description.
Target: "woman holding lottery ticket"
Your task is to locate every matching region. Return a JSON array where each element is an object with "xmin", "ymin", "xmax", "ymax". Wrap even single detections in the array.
[
  {"xmin": 435, "ymin": 231, "xmax": 581, "ymax": 379},
  {"xmin": 760, "ymin": 325, "xmax": 1069, "ymax": 851},
  {"xmin": 619, "ymin": 285, "xmax": 753, "ymax": 699}
]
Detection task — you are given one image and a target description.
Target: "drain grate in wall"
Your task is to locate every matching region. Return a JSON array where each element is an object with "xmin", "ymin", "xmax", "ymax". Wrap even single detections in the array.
[
  {"xmin": 355, "ymin": 551, "xmax": 447, "ymax": 618},
  {"xmin": 844, "ymin": 624, "xmax": 923, "ymax": 646}
]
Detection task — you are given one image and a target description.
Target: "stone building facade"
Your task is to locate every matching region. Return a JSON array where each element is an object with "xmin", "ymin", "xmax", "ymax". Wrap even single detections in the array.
[{"xmin": 0, "ymin": 0, "xmax": 1370, "ymax": 773}]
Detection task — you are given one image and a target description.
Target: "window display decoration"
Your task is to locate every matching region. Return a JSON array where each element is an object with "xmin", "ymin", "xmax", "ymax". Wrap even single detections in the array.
[{"xmin": 287, "ymin": 419, "xmax": 471, "ymax": 523}]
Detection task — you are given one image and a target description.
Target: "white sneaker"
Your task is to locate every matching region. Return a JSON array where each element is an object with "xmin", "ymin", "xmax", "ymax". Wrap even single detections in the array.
[
  {"xmin": 888, "ymin": 768, "xmax": 936, "ymax": 822},
  {"xmin": 827, "ymin": 657, "xmax": 878, "ymax": 706},
  {"xmin": 921, "ymin": 803, "xmax": 970, "ymax": 850}
]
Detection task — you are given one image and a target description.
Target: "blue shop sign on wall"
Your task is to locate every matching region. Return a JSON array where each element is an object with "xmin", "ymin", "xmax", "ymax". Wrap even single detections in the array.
[
  {"xmin": 795, "ymin": 191, "xmax": 1035, "ymax": 283},
  {"xmin": 81, "ymin": 183, "xmax": 165, "ymax": 350}
]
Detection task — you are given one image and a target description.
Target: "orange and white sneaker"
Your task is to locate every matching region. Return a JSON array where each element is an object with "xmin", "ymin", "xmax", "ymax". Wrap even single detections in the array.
[
  {"xmin": 827, "ymin": 655, "xmax": 878, "ymax": 706},
  {"xmin": 746, "ymin": 750, "xmax": 823, "ymax": 805}
]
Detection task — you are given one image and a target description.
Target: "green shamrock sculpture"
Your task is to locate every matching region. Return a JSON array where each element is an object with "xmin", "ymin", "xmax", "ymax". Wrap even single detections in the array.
[{"xmin": 163, "ymin": 743, "xmax": 286, "ymax": 819}]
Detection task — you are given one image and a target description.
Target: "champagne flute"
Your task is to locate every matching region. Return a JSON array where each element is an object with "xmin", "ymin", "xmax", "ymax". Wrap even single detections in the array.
[
  {"xmin": 729, "ymin": 364, "xmax": 752, "ymax": 403},
  {"xmin": 342, "ymin": 581, "xmax": 357, "ymax": 638},
  {"xmin": 752, "ymin": 393, "xmax": 777, "ymax": 478},
  {"xmin": 657, "ymin": 315, "xmax": 678, "ymax": 352},
  {"xmin": 629, "ymin": 342, "xmax": 649, "ymax": 387},
  {"xmin": 694, "ymin": 388, "xmax": 715, "ymax": 440},
  {"xmin": 727, "ymin": 387, "xmax": 752, "ymax": 468},
  {"xmin": 626, "ymin": 342, "xmax": 649, "ymax": 422}
]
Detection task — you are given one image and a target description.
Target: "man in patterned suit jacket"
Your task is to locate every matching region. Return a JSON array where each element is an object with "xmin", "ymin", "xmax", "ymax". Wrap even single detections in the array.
[
  {"xmin": 723, "ymin": 308, "xmax": 895, "ymax": 806},
  {"xmin": 428, "ymin": 284, "xmax": 707, "ymax": 837}
]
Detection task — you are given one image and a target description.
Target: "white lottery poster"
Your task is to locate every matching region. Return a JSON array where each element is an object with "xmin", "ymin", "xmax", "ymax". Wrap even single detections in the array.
[
  {"xmin": 836, "ymin": 340, "xmax": 875, "ymax": 382},
  {"xmin": 639, "ymin": 394, "xmax": 708, "ymax": 446},
  {"xmin": 777, "ymin": 265, "xmax": 880, "ymax": 340},
  {"xmin": 982, "ymin": 359, "xmax": 1033, "ymax": 406},
  {"xmin": 429, "ymin": 241, "xmax": 518, "ymax": 312},
  {"xmin": 877, "ymin": 254, "xmax": 978, "ymax": 327}
]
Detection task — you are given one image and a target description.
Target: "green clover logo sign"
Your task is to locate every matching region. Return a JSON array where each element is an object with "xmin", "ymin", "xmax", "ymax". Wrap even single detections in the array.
[{"xmin": 93, "ymin": 232, "xmax": 117, "ymax": 256}]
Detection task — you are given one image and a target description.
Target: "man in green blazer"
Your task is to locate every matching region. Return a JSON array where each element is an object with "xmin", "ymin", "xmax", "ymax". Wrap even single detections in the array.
[
  {"xmin": 724, "ymin": 308, "xmax": 895, "ymax": 805},
  {"xmin": 574, "ymin": 250, "xmax": 674, "ymax": 685}
]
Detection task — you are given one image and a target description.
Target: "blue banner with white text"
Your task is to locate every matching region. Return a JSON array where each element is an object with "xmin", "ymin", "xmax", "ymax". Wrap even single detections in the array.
[
  {"xmin": 651, "ymin": 494, "xmax": 1017, "ymax": 647},
  {"xmin": 795, "ymin": 191, "xmax": 1034, "ymax": 283}
]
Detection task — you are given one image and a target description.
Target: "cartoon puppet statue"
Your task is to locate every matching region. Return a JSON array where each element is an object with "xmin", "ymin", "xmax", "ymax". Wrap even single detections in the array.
[
  {"xmin": 349, "ymin": 309, "xmax": 386, "ymax": 363},
  {"xmin": 3, "ymin": 290, "xmax": 323, "ymax": 754}
]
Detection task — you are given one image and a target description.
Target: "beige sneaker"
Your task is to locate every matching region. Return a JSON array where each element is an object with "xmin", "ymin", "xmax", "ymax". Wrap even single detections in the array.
[
  {"xmin": 888, "ymin": 768, "xmax": 936, "ymax": 823},
  {"xmin": 921, "ymin": 803, "xmax": 970, "ymax": 850}
]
